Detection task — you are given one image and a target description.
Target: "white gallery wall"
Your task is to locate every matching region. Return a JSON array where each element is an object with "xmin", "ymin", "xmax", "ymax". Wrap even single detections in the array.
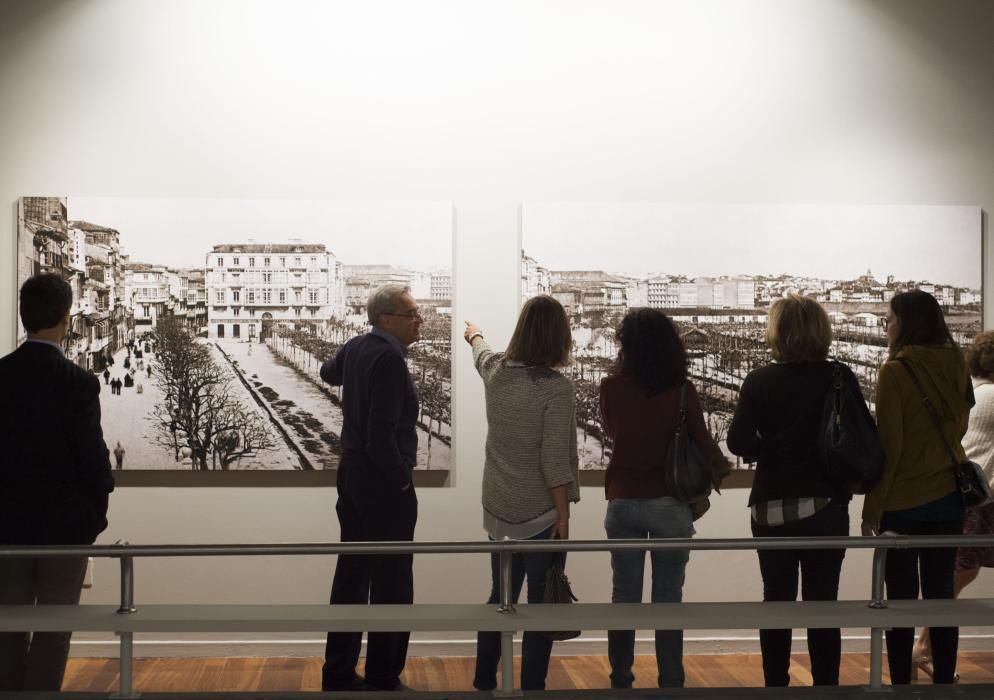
[{"xmin": 2, "ymin": 0, "xmax": 993, "ymax": 655}]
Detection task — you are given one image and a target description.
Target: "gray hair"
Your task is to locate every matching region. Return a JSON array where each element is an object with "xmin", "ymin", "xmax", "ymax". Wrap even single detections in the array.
[{"xmin": 367, "ymin": 283, "xmax": 411, "ymax": 325}]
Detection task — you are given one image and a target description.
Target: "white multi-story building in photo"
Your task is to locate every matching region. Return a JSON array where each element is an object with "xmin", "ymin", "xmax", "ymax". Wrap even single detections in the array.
[
  {"xmin": 521, "ymin": 253, "xmax": 550, "ymax": 299},
  {"xmin": 125, "ymin": 263, "xmax": 173, "ymax": 332},
  {"xmin": 206, "ymin": 243, "xmax": 343, "ymax": 340},
  {"xmin": 343, "ymin": 264, "xmax": 418, "ymax": 314},
  {"xmin": 430, "ymin": 271, "xmax": 452, "ymax": 302}
]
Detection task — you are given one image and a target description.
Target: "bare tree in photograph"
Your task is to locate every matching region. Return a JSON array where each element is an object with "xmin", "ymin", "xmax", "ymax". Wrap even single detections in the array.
[{"xmin": 149, "ymin": 318, "xmax": 276, "ymax": 470}]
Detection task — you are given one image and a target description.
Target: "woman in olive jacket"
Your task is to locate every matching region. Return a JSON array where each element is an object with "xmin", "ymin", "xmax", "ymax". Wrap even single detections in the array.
[{"xmin": 862, "ymin": 290, "xmax": 974, "ymax": 686}]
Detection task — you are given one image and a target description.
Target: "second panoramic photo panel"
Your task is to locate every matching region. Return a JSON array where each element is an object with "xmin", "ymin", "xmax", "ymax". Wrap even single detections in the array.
[{"xmin": 522, "ymin": 203, "xmax": 982, "ymax": 473}]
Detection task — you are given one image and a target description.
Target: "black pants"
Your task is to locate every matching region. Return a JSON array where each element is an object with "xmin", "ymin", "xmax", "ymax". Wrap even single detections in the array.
[
  {"xmin": 751, "ymin": 502, "xmax": 848, "ymax": 687},
  {"xmin": 322, "ymin": 486, "xmax": 417, "ymax": 691},
  {"xmin": 0, "ymin": 557, "xmax": 87, "ymax": 691},
  {"xmin": 879, "ymin": 511, "xmax": 963, "ymax": 685}
]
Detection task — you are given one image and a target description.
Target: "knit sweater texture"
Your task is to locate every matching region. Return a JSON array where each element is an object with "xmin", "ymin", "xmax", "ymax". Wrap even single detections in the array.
[{"xmin": 472, "ymin": 340, "xmax": 580, "ymax": 524}]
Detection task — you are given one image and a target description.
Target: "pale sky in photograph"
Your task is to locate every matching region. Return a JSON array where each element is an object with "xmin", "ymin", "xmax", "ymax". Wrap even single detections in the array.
[
  {"xmin": 69, "ymin": 198, "xmax": 453, "ymax": 272},
  {"xmin": 523, "ymin": 204, "xmax": 982, "ymax": 289}
]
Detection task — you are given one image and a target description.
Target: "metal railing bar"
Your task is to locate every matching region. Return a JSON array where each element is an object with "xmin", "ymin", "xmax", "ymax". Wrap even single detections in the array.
[{"xmin": 3, "ymin": 533, "xmax": 994, "ymax": 559}]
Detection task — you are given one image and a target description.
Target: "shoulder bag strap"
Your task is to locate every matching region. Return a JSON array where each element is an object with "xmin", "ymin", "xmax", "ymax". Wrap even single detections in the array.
[{"xmin": 896, "ymin": 358, "xmax": 960, "ymax": 467}]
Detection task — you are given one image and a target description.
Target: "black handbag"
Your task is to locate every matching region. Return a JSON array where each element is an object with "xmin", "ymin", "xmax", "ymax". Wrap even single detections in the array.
[
  {"xmin": 664, "ymin": 382, "xmax": 718, "ymax": 502},
  {"xmin": 541, "ymin": 551, "xmax": 580, "ymax": 642},
  {"xmin": 898, "ymin": 359, "xmax": 991, "ymax": 508},
  {"xmin": 817, "ymin": 362, "xmax": 885, "ymax": 494}
]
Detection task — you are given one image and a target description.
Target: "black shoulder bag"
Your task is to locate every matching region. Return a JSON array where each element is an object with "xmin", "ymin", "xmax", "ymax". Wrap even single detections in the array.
[
  {"xmin": 541, "ymin": 551, "xmax": 580, "ymax": 641},
  {"xmin": 817, "ymin": 362, "xmax": 884, "ymax": 494},
  {"xmin": 898, "ymin": 359, "xmax": 991, "ymax": 508},
  {"xmin": 663, "ymin": 382, "xmax": 718, "ymax": 502}
]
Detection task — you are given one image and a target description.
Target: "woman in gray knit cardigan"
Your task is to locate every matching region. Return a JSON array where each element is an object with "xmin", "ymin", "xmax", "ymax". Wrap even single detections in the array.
[{"xmin": 464, "ymin": 295, "xmax": 580, "ymax": 692}]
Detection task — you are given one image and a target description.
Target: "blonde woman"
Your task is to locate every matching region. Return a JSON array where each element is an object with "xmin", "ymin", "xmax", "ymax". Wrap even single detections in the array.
[{"xmin": 728, "ymin": 295, "xmax": 866, "ymax": 687}]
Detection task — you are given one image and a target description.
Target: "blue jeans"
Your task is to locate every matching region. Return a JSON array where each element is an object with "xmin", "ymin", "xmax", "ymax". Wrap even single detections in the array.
[
  {"xmin": 474, "ymin": 526, "xmax": 560, "ymax": 691},
  {"xmin": 604, "ymin": 497, "xmax": 693, "ymax": 689}
]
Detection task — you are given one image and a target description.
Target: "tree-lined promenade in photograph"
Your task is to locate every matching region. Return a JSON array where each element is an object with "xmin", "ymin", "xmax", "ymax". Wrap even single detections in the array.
[
  {"xmin": 522, "ymin": 203, "xmax": 983, "ymax": 471},
  {"xmin": 16, "ymin": 196, "xmax": 454, "ymax": 472}
]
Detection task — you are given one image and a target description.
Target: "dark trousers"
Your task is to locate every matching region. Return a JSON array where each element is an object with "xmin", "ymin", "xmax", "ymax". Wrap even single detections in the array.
[
  {"xmin": 751, "ymin": 502, "xmax": 848, "ymax": 687},
  {"xmin": 474, "ymin": 526, "xmax": 558, "ymax": 692},
  {"xmin": 322, "ymin": 487, "xmax": 417, "ymax": 691},
  {"xmin": 879, "ymin": 511, "xmax": 963, "ymax": 685},
  {"xmin": 0, "ymin": 557, "xmax": 87, "ymax": 691}
]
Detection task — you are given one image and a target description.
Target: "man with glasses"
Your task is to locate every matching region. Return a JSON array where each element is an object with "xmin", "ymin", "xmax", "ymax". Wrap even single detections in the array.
[{"xmin": 320, "ymin": 283, "xmax": 422, "ymax": 693}]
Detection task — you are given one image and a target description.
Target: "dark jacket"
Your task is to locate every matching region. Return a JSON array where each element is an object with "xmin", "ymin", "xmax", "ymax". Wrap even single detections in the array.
[
  {"xmin": 321, "ymin": 332, "xmax": 418, "ymax": 500},
  {"xmin": 0, "ymin": 341, "xmax": 114, "ymax": 545},
  {"xmin": 728, "ymin": 361, "xmax": 863, "ymax": 506}
]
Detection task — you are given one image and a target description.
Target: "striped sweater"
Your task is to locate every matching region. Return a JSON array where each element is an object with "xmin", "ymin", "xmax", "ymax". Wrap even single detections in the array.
[{"xmin": 473, "ymin": 340, "xmax": 580, "ymax": 524}]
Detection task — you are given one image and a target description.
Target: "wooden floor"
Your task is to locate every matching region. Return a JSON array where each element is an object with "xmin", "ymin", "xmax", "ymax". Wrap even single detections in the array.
[{"xmin": 62, "ymin": 653, "xmax": 994, "ymax": 693}]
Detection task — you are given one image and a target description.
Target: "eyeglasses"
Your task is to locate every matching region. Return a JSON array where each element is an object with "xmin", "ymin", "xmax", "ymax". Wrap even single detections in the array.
[
  {"xmin": 385, "ymin": 309, "xmax": 423, "ymax": 321},
  {"xmin": 879, "ymin": 316, "xmax": 893, "ymax": 329}
]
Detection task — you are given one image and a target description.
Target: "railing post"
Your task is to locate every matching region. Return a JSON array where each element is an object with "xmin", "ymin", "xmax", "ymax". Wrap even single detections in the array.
[
  {"xmin": 118, "ymin": 554, "xmax": 137, "ymax": 615},
  {"xmin": 114, "ymin": 546, "xmax": 139, "ymax": 698},
  {"xmin": 497, "ymin": 538, "xmax": 515, "ymax": 615},
  {"xmin": 867, "ymin": 534, "xmax": 892, "ymax": 691},
  {"xmin": 494, "ymin": 538, "xmax": 521, "ymax": 697}
]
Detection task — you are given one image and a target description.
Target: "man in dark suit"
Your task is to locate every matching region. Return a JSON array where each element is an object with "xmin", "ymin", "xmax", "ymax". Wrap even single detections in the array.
[
  {"xmin": 320, "ymin": 283, "xmax": 422, "ymax": 693},
  {"xmin": 0, "ymin": 273, "xmax": 115, "ymax": 691}
]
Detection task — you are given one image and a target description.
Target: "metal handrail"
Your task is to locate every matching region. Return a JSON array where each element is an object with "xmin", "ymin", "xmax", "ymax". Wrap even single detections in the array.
[
  {"xmin": 3, "ymin": 533, "xmax": 994, "ymax": 698},
  {"xmin": 5, "ymin": 533, "xmax": 994, "ymax": 558}
]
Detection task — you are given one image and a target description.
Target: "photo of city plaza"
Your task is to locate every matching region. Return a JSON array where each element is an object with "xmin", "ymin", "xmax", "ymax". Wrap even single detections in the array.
[
  {"xmin": 522, "ymin": 203, "xmax": 983, "ymax": 471},
  {"xmin": 16, "ymin": 197, "xmax": 453, "ymax": 472}
]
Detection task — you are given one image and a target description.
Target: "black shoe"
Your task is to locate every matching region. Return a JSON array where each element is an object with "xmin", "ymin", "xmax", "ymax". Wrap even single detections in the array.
[
  {"xmin": 359, "ymin": 679, "xmax": 412, "ymax": 692},
  {"xmin": 322, "ymin": 673, "xmax": 366, "ymax": 692}
]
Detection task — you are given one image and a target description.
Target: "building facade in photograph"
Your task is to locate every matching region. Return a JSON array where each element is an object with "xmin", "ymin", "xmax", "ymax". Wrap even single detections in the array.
[
  {"xmin": 205, "ymin": 243, "xmax": 344, "ymax": 340},
  {"xmin": 342, "ymin": 264, "xmax": 424, "ymax": 314},
  {"xmin": 67, "ymin": 220, "xmax": 133, "ymax": 370},
  {"xmin": 521, "ymin": 253, "xmax": 550, "ymax": 299}
]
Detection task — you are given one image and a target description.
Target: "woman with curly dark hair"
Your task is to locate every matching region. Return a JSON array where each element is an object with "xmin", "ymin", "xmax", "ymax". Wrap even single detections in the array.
[
  {"xmin": 599, "ymin": 308, "xmax": 729, "ymax": 689},
  {"xmin": 913, "ymin": 329, "xmax": 994, "ymax": 679}
]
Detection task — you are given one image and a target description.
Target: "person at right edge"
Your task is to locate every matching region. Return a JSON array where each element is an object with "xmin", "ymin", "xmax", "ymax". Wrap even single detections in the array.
[
  {"xmin": 861, "ymin": 290, "xmax": 973, "ymax": 686},
  {"xmin": 727, "ymin": 294, "xmax": 860, "ymax": 687}
]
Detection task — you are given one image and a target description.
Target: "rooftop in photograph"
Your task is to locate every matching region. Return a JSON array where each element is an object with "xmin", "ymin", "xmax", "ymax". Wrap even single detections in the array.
[
  {"xmin": 70, "ymin": 220, "xmax": 120, "ymax": 235},
  {"xmin": 211, "ymin": 244, "xmax": 328, "ymax": 254}
]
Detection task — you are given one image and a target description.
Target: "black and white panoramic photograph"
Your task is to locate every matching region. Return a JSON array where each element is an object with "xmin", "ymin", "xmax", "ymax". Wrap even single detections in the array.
[
  {"xmin": 522, "ymin": 203, "xmax": 983, "ymax": 472},
  {"xmin": 16, "ymin": 197, "xmax": 453, "ymax": 472}
]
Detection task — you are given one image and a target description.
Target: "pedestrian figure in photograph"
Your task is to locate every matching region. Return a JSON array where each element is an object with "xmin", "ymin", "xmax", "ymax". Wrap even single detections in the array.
[
  {"xmin": 320, "ymin": 283, "xmax": 422, "ymax": 693},
  {"xmin": 464, "ymin": 295, "xmax": 580, "ymax": 692},
  {"xmin": 862, "ymin": 290, "xmax": 973, "ymax": 685},
  {"xmin": 600, "ymin": 308, "xmax": 730, "ymax": 689},
  {"xmin": 146, "ymin": 364, "xmax": 152, "ymax": 379},
  {"xmin": 915, "ymin": 330, "xmax": 994, "ymax": 679},
  {"xmin": 0, "ymin": 273, "xmax": 114, "ymax": 691},
  {"xmin": 728, "ymin": 295, "xmax": 863, "ymax": 687},
  {"xmin": 113, "ymin": 442, "xmax": 126, "ymax": 469},
  {"xmin": 102, "ymin": 368, "xmax": 110, "ymax": 385}
]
